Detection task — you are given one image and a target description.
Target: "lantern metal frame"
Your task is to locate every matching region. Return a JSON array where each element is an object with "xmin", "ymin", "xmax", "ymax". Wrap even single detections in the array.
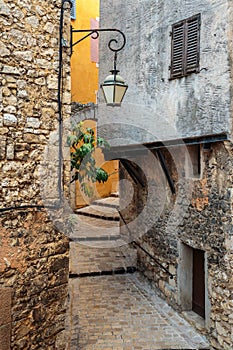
[
  {"xmin": 100, "ymin": 51, "xmax": 128, "ymax": 106},
  {"xmin": 70, "ymin": 27, "xmax": 128, "ymax": 105}
]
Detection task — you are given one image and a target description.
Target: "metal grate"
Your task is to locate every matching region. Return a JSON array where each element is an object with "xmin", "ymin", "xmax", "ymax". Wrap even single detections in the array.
[{"xmin": 170, "ymin": 14, "xmax": 201, "ymax": 79}]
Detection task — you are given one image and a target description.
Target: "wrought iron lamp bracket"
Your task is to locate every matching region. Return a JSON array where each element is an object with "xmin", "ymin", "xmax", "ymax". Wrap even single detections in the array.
[{"xmin": 70, "ymin": 27, "xmax": 126, "ymax": 56}]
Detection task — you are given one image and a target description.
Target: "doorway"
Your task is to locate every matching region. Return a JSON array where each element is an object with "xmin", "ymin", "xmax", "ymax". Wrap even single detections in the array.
[
  {"xmin": 192, "ymin": 248, "xmax": 205, "ymax": 318},
  {"xmin": 178, "ymin": 242, "xmax": 210, "ymax": 324}
]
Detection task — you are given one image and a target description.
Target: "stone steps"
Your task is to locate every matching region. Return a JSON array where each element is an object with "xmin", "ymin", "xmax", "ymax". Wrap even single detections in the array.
[
  {"xmin": 69, "ymin": 215, "xmax": 121, "ymax": 244},
  {"xmin": 75, "ymin": 203, "xmax": 120, "ymax": 221},
  {"xmin": 70, "ymin": 194, "xmax": 137, "ymax": 276},
  {"xmin": 71, "ymin": 196, "xmax": 121, "ymax": 243},
  {"xmin": 69, "ymin": 242, "xmax": 137, "ymax": 276},
  {"xmin": 92, "ymin": 196, "xmax": 119, "ymax": 209}
]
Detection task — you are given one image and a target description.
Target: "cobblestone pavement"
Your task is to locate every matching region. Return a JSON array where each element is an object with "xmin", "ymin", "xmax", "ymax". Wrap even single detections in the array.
[
  {"xmin": 67, "ymin": 274, "xmax": 209, "ymax": 350},
  {"xmin": 69, "ymin": 243, "xmax": 137, "ymax": 276},
  {"xmin": 66, "ymin": 197, "xmax": 209, "ymax": 350}
]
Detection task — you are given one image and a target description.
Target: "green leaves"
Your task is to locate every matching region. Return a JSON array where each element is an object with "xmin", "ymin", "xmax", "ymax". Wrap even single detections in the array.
[
  {"xmin": 96, "ymin": 167, "xmax": 109, "ymax": 183},
  {"xmin": 67, "ymin": 122, "xmax": 109, "ymax": 195},
  {"xmin": 97, "ymin": 137, "xmax": 110, "ymax": 148},
  {"xmin": 67, "ymin": 134, "xmax": 78, "ymax": 147}
]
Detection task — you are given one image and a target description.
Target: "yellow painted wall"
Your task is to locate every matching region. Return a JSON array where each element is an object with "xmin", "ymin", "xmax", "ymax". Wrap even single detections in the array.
[
  {"xmin": 75, "ymin": 120, "xmax": 119, "ymax": 208},
  {"xmin": 71, "ymin": 0, "xmax": 99, "ymax": 103},
  {"xmin": 71, "ymin": 1, "xmax": 119, "ymax": 208}
]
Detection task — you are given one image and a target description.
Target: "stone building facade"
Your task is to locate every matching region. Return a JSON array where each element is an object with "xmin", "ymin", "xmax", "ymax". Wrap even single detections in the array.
[
  {"xmin": 0, "ymin": 0, "xmax": 71, "ymax": 348},
  {"xmin": 99, "ymin": 0, "xmax": 233, "ymax": 349}
]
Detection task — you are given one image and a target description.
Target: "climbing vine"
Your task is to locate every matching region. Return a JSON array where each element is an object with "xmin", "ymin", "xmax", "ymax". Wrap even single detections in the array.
[{"xmin": 67, "ymin": 122, "xmax": 110, "ymax": 197}]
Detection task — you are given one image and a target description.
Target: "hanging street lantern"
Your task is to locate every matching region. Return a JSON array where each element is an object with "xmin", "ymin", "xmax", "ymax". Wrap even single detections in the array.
[
  {"xmin": 70, "ymin": 28, "xmax": 128, "ymax": 106},
  {"xmin": 101, "ymin": 66, "xmax": 128, "ymax": 106}
]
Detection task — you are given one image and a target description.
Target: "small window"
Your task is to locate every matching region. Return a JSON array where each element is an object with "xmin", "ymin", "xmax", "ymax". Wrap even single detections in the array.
[
  {"xmin": 170, "ymin": 14, "xmax": 201, "ymax": 79},
  {"xmin": 70, "ymin": 0, "xmax": 76, "ymax": 20}
]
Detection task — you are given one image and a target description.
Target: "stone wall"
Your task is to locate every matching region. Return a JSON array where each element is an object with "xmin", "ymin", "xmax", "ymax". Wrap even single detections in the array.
[
  {"xmin": 0, "ymin": 0, "xmax": 71, "ymax": 348},
  {"xmin": 0, "ymin": 212, "xmax": 69, "ymax": 350},
  {"xmin": 119, "ymin": 141, "xmax": 233, "ymax": 349}
]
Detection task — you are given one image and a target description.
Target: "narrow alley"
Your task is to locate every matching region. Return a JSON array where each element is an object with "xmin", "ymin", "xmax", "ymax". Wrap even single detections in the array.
[
  {"xmin": 1, "ymin": 1, "xmax": 233, "ymax": 349},
  {"xmin": 66, "ymin": 196, "xmax": 209, "ymax": 350}
]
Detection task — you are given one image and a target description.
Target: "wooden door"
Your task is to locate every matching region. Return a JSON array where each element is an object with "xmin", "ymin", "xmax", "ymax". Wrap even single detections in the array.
[{"xmin": 192, "ymin": 249, "xmax": 205, "ymax": 318}]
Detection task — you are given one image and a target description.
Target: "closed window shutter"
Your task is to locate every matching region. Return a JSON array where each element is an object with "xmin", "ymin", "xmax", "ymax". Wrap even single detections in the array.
[
  {"xmin": 70, "ymin": 0, "xmax": 76, "ymax": 20},
  {"xmin": 170, "ymin": 14, "xmax": 200, "ymax": 79},
  {"xmin": 171, "ymin": 22, "xmax": 185, "ymax": 78},
  {"xmin": 185, "ymin": 15, "xmax": 200, "ymax": 74}
]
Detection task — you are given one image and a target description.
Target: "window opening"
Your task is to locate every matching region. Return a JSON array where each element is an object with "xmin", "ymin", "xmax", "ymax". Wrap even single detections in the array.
[
  {"xmin": 170, "ymin": 14, "xmax": 201, "ymax": 79},
  {"xmin": 70, "ymin": 0, "xmax": 76, "ymax": 20}
]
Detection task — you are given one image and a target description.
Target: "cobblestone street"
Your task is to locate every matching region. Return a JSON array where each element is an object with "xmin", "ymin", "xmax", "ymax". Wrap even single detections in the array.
[
  {"xmin": 68, "ymin": 273, "xmax": 210, "ymax": 350},
  {"xmin": 66, "ymin": 197, "xmax": 209, "ymax": 349}
]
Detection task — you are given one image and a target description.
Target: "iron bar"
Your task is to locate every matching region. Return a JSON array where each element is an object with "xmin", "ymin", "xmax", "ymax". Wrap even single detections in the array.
[
  {"xmin": 118, "ymin": 210, "xmax": 175, "ymax": 279},
  {"xmin": 70, "ymin": 27, "xmax": 126, "ymax": 55},
  {"xmin": 120, "ymin": 159, "xmax": 146, "ymax": 187},
  {"xmin": 155, "ymin": 149, "xmax": 176, "ymax": 194},
  {"xmin": 132, "ymin": 240, "xmax": 175, "ymax": 279}
]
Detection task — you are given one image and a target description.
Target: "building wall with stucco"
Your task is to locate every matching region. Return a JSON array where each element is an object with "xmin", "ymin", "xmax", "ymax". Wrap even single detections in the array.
[
  {"xmin": 99, "ymin": 1, "xmax": 233, "ymax": 349},
  {"xmin": 71, "ymin": 0, "xmax": 99, "ymax": 104},
  {"xmin": 98, "ymin": 0, "xmax": 233, "ymax": 144}
]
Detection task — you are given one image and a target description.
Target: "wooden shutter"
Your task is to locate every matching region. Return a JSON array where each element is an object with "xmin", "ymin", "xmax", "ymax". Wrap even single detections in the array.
[
  {"xmin": 185, "ymin": 15, "xmax": 201, "ymax": 74},
  {"xmin": 170, "ymin": 22, "xmax": 185, "ymax": 78},
  {"xmin": 170, "ymin": 14, "xmax": 200, "ymax": 79},
  {"xmin": 70, "ymin": 0, "xmax": 76, "ymax": 20}
]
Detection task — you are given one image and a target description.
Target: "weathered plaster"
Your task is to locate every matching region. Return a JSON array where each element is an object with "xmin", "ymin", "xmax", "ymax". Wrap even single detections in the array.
[{"xmin": 98, "ymin": 0, "xmax": 232, "ymax": 144}]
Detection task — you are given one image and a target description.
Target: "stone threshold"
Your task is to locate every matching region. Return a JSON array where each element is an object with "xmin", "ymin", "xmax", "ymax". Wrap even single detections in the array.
[{"xmin": 182, "ymin": 310, "xmax": 208, "ymax": 334}]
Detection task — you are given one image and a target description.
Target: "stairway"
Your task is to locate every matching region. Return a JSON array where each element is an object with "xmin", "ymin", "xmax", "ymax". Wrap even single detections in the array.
[
  {"xmin": 69, "ymin": 194, "xmax": 137, "ymax": 277},
  {"xmin": 76, "ymin": 195, "xmax": 120, "ymax": 221},
  {"xmin": 70, "ymin": 195, "xmax": 121, "ymax": 243}
]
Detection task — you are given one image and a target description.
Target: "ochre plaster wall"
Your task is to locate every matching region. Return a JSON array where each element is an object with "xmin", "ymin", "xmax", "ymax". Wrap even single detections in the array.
[{"xmin": 71, "ymin": 0, "xmax": 99, "ymax": 103}]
